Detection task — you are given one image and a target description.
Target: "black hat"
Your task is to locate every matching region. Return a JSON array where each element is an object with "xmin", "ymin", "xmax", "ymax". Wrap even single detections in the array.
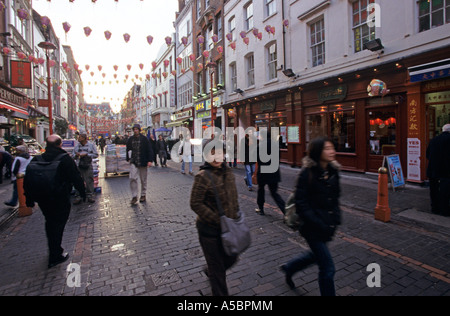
[{"xmin": 132, "ymin": 124, "xmax": 141, "ymax": 130}]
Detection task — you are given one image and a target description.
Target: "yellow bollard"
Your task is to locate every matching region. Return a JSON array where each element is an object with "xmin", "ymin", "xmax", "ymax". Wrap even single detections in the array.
[
  {"xmin": 16, "ymin": 175, "xmax": 32, "ymax": 218},
  {"xmin": 374, "ymin": 167, "xmax": 391, "ymax": 222}
]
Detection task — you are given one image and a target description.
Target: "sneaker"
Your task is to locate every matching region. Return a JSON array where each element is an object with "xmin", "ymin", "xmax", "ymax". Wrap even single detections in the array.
[
  {"xmin": 130, "ymin": 197, "xmax": 138, "ymax": 205},
  {"xmin": 139, "ymin": 196, "xmax": 146, "ymax": 203},
  {"xmin": 181, "ymin": 171, "xmax": 186, "ymax": 175},
  {"xmin": 255, "ymin": 208, "xmax": 265, "ymax": 216},
  {"xmin": 48, "ymin": 253, "xmax": 70, "ymax": 269},
  {"xmin": 4, "ymin": 201, "xmax": 17, "ymax": 207}
]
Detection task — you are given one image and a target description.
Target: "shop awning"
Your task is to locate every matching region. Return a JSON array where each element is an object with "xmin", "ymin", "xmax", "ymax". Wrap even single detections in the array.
[
  {"xmin": 409, "ymin": 58, "xmax": 450, "ymax": 83},
  {"xmin": 0, "ymin": 102, "xmax": 29, "ymax": 116},
  {"xmin": 166, "ymin": 119, "xmax": 190, "ymax": 128}
]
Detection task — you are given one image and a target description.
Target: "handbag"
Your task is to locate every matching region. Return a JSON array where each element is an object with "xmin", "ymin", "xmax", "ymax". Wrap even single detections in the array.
[
  {"xmin": 252, "ymin": 162, "xmax": 258, "ymax": 185},
  {"xmin": 206, "ymin": 170, "xmax": 251, "ymax": 256},
  {"xmin": 284, "ymin": 167, "xmax": 312, "ymax": 230}
]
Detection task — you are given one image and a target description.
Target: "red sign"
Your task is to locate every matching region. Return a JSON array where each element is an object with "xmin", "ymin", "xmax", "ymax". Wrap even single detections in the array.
[
  {"xmin": 38, "ymin": 99, "xmax": 50, "ymax": 108},
  {"xmin": 10, "ymin": 60, "xmax": 32, "ymax": 89}
]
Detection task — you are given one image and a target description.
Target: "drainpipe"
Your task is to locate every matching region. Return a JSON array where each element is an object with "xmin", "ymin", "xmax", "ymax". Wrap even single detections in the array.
[{"xmin": 282, "ymin": 0, "xmax": 287, "ymax": 72}]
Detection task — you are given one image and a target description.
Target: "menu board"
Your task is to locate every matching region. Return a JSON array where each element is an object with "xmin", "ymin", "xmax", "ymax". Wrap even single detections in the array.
[{"xmin": 287, "ymin": 124, "xmax": 301, "ymax": 144}]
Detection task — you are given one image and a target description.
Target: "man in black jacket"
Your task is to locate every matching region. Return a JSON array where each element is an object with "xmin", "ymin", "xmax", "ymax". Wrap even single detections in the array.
[
  {"xmin": 25, "ymin": 135, "xmax": 86, "ymax": 269},
  {"xmin": 126, "ymin": 124, "xmax": 155, "ymax": 205},
  {"xmin": 427, "ymin": 124, "xmax": 450, "ymax": 216}
]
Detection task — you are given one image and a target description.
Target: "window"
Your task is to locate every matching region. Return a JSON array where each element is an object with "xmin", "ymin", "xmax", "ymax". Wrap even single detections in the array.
[
  {"xmin": 352, "ymin": 0, "xmax": 376, "ymax": 53},
  {"xmin": 216, "ymin": 14, "xmax": 223, "ymax": 40},
  {"xmin": 230, "ymin": 63, "xmax": 237, "ymax": 91},
  {"xmin": 244, "ymin": 2, "xmax": 254, "ymax": 31},
  {"xmin": 246, "ymin": 54, "xmax": 255, "ymax": 87},
  {"xmin": 266, "ymin": 0, "xmax": 277, "ymax": 17},
  {"xmin": 178, "ymin": 82, "xmax": 192, "ymax": 108},
  {"xmin": 305, "ymin": 103, "xmax": 356, "ymax": 153},
  {"xmin": 419, "ymin": 0, "xmax": 450, "ymax": 32},
  {"xmin": 267, "ymin": 43, "xmax": 277, "ymax": 80},
  {"xmin": 205, "ymin": 0, "xmax": 210, "ymax": 9},
  {"xmin": 310, "ymin": 18, "xmax": 325, "ymax": 67},
  {"xmin": 197, "ymin": 0, "xmax": 202, "ymax": 20},
  {"xmin": 229, "ymin": 16, "xmax": 236, "ymax": 41},
  {"xmin": 217, "ymin": 60, "xmax": 224, "ymax": 85}
]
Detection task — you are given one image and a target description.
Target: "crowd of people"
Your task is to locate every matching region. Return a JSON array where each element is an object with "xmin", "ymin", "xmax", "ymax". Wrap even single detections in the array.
[{"xmin": 0, "ymin": 123, "xmax": 448, "ymax": 297}]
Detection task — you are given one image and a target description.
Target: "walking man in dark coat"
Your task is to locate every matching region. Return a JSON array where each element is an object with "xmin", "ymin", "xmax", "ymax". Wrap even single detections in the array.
[
  {"xmin": 24, "ymin": 135, "xmax": 86, "ymax": 268},
  {"xmin": 427, "ymin": 124, "xmax": 450, "ymax": 216}
]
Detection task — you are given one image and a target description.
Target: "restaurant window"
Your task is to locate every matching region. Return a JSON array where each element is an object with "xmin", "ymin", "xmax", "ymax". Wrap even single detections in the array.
[
  {"xmin": 305, "ymin": 103, "xmax": 356, "ymax": 153},
  {"xmin": 253, "ymin": 111, "xmax": 287, "ymax": 149},
  {"xmin": 368, "ymin": 109, "xmax": 397, "ymax": 156}
]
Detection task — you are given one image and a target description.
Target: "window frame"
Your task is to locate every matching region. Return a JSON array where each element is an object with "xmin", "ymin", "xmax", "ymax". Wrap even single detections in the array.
[
  {"xmin": 310, "ymin": 17, "xmax": 326, "ymax": 67},
  {"xmin": 267, "ymin": 42, "xmax": 278, "ymax": 81},
  {"xmin": 244, "ymin": 2, "xmax": 254, "ymax": 31}
]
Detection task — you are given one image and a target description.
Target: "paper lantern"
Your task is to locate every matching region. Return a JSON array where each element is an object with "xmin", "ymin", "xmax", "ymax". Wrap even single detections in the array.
[
  {"xmin": 202, "ymin": 50, "xmax": 210, "ymax": 59},
  {"xmin": 165, "ymin": 36, "xmax": 172, "ymax": 46},
  {"xmin": 123, "ymin": 33, "xmax": 131, "ymax": 43},
  {"xmin": 243, "ymin": 37, "xmax": 250, "ymax": 45},
  {"xmin": 104, "ymin": 31, "xmax": 112, "ymax": 40},
  {"xmin": 163, "ymin": 60, "xmax": 170, "ymax": 67},
  {"xmin": 85, "ymin": 65, "xmax": 90, "ymax": 71},
  {"xmin": 252, "ymin": 29, "xmax": 259, "ymax": 37},
  {"xmin": 181, "ymin": 36, "xmax": 188, "ymax": 46},
  {"xmin": 230, "ymin": 42, "xmax": 236, "ymax": 50},
  {"xmin": 17, "ymin": 52, "xmax": 27, "ymax": 60},
  {"xmin": 176, "ymin": 57, "xmax": 183, "ymax": 65},
  {"xmin": 226, "ymin": 33, "xmax": 233, "ymax": 42},
  {"xmin": 139, "ymin": 63, "xmax": 144, "ymax": 70},
  {"xmin": 84, "ymin": 27, "xmax": 92, "ymax": 37},
  {"xmin": 113, "ymin": 65, "xmax": 118, "ymax": 71},
  {"xmin": 41, "ymin": 16, "xmax": 51, "ymax": 29},
  {"xmin": 189, "ymin": 54, "xmax": 196, "ymax": 62},
  {"xmin": 283, "ymin": 19, "xmax": 290, "ymax": 28},
  {"xmin": 152, "ymin": 61, "xmax": 157, "ymax": 69},
  {"xmin": 257, "ymin": 32, "xmax": 263, "ymax": 41},
  {"xmin": 240, "ymin": 31, "xmax": 247, "ymax": 39},
  {"xmin": 147, "ymin": 35, "xmax": 154, "ymax": 45},
  {"xmin": 127, "ymin": 64, "xmax": 132, "ymax": 71},
  {"xmin": 265, "ymin": 25, "xmax": 272, "ymax": 34},
  {"xmin": 63, "ymin": 22, "xmax": 71, "ymax": 33},
  {"xmin": 197, "ymin": 35, "xmax": 205, "ymax": 45},
  {"xmin": 171, "ymin": 70, "xmax": 177, "ymax": 76},
  {"xmin": 2, "ymin": 47, "xmax": 10, "ymax": 55},
  {"xmin": 17, "ymin": 9, "xmax": 28, "ymax": 21},
  {"xmin": 211, "ymin": 34, "xmax": 219, "ymax": 44},
  {"xmin": 217, "ymin": 46, "xmax": 224, "ymax": 55},
  {"xmin": 197, "ymin": 63, "xmax": 204, "ymax": 71},
  {"xmin": 98, "ymin": 65, "xmax": 102, "ymax": 71}
]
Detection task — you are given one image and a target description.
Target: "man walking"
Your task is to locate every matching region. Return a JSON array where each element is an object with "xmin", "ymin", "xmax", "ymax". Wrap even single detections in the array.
[
  {"xmin": 72, "ymin": 133, "xmax": 98, "ymax": 204},
  {"xmin": 126, "ymin": 124, "xmax": 154, "ymax": 205},
  {"xmin": 427, "ymin": 124, "xmax": 450, "ymax": 216},
  {"xmin": 24, "ymin": 135, "xmax": 86, "ymax": 268}
]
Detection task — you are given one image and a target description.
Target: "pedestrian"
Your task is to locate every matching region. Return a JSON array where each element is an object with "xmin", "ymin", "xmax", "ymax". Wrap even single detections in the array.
[
  {"xmin": 426, "ymin": 124, "xmax": 450, "ymax": 216},
  {"xmin": 179, "ymin": 134, "xmax": 193, "ymax": 175},
  {"xmin": 190, "ymin": 139, "xmax": 239, "ymax": 296},
  {"xmin": 255, "ymin": 130, "xmax": 285, "ymax": 215},
  {"xmin": 4, "ymin": 145, "xmax": 32, "ymax": 207},
  {"xmin": 99, "ymin": 136, "xmax": 106, "ymax": 155},
  {"xmin": 24, "ymin": 135, "xmax": 86, "ymax": 269},
  {"xmin": 156, "ymin": 134, "xmax": 168, "ymax": 168},
  {"xmin": 72, "ymin": 133, "xmax": 98, "ymax": 204},
  {"xmin": 242, "ymin": 130, "xmax": 257, "ymax": 191},
  {"xmin": 126, "ymin": 124, "xmax": 154, "ymax": 205},
  {"xmin": 280, "ymin": 137, "xmax": 342, "ymax": 296},
  {"xmin": 149, "ymin": 134, "xmax": 158, "ymax": 167},
  {"xmin": 0, "ymin": 149, "xmax": 13, "ymax": 184}
]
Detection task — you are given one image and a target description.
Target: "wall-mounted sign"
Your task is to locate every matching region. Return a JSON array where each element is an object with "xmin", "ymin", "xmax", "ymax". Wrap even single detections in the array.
[
  {"xmin": 318, "ymin": 85, "xmax": 347, "ymax": 103},
  {"xmin": 10, "ymin": 60, "xmax": 32, "ymax": 89},
  {"xmin": 287, "ymin": 124, "xmax": 301, "ymax": 144}
]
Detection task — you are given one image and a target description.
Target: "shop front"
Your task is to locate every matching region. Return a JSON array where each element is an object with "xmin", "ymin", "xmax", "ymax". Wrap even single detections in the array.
[
  {"xmin": 194, "ymin": 95, "xmax": 223, "ymax": 138},
  {"xmin": 167, "ymin": 108, "xmax": 194, "ymax": 138},
  {"xmin": 0, "ymin": 84, "xmax": 30, "ymax": 139}
]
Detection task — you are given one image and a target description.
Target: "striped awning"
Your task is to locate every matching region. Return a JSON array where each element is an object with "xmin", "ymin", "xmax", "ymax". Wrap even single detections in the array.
[
  {"xmin": 409, "ymin": 58, "xmax": 450, "ymax": 83},
  {"xmin": 0, "ymin": 102, "xmax": 28, "ymax": 116}
]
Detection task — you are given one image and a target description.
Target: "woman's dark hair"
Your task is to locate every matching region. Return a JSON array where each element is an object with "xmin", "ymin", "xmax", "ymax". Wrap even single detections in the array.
[{"xmin": 307, "ymin": 137, "xmax": 333, "ymax": 165}]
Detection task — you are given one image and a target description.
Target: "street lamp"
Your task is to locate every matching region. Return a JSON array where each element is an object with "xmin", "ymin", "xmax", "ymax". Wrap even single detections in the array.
[{"xmin": 38, "ymin": 41, "xmax": 57, "ymax": 135}]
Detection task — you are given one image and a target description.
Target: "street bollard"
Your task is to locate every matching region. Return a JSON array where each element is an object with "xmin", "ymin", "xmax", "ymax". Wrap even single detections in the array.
[
  {"xmin": 374, "ymin": 167, "xmax": 391, "ymax": 222},
  {"xmin": 16, "ymin": 175, "xmax": 32, "ymax": 218}
]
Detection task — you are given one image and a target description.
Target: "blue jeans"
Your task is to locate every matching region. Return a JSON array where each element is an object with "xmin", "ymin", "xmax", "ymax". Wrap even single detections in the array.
[
  {"xmin": 284, "ymin": 238, "xmax": 336, "ymax": 296},
  {"xmin": 7, "ymin": 180, "xmax": 18, "ymax": 205},
  {"xmin": 181, "ymin": 156, "xmax": 193, "ymax": 173},
  {"xmin": 245, "ymin": 164, "xmax": 255, "ymax": 188}
]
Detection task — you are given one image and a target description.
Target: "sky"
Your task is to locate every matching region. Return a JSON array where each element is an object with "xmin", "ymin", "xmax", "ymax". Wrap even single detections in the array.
[{"xmin": 32, "ymin": 0, "xmax": 179, "ymax": 113}]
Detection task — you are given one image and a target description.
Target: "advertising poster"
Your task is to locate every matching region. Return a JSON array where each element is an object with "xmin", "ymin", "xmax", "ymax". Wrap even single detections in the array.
[{"xmin": 385, "ymin": 155, "xmax": 405, "ymax": 189}]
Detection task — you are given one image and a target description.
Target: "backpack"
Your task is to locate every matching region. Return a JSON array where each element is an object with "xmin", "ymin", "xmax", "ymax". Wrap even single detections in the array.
[
  {"xmin": 284, "ymin": 167, "xmax": 312, "ymax": 230},
  {"xmin": 24, "ymin": 153, "xmax": 68, "ymax": 201}
]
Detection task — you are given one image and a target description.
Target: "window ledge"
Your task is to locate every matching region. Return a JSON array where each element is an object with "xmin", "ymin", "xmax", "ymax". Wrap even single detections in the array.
[{"xmin": 264, "ymin": 78, "xmax": 279, "ymax": 86}]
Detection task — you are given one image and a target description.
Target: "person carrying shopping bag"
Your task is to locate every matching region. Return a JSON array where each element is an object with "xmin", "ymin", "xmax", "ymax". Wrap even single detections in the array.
[{"xmin": 190, "ymin": 139, "xmax": 240, "ymax": 296}]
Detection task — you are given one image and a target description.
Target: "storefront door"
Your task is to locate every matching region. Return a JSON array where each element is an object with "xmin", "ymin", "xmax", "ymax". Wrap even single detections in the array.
[{"xmin": 367, "ymin": 106, "xmax": 398, "ymax": 172}]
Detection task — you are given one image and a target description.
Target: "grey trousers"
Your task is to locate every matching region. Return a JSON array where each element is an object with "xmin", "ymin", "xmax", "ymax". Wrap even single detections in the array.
[
  {"xmin": 130, "ymin": 164, "xmax": 148, "ymax": 198},
  {"xmin": 78, "ymin": 166, "xmax": 94, "ymax": 198}
]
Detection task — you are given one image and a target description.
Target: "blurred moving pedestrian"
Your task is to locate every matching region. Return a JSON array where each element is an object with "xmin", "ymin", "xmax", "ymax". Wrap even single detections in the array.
[
  {"xmin": 24, "ymin": 135, "xmax": 86, "ymax": 269},
  {"xmin": 242, "ymin": 130, "xmax": 257, "ymax": 191},
  {"xmin": 126, "ymin": 124, "xmax": 154, "ymax": 205},
  {"xmin": 190, "ymin": 140, "xmax": 239, "ymax": 296},
  {"xmin": 4, "ymin": 145, "xmax": 32, "ymax": 207},
  {"xmin": 255, "ymin": 131, "xmax": 285, "ymax": 215},
  {"xmin": 0, "ymin": 150, "xmax": 13, "ymax": 184},
  {"xmin": 149, "ymin": 134, "xmax": 158, "ymax": 167},
  {"xmin": 156, "ymin": 134, "xmax": 168, "ymax": 168},
  {"xmin": 99, "ymin": 136, "xmax": 106, "ymax": 155},
  {"xmin": 427, "ymin": 124, "xmax": 450, "ymax": 216},
  {"xmin": 179, "ymin": 134, "xmax": 193, "ymax": 175},
  {"xmin": 280, "ymin": 137, "xmax": 342, "ymax": 296},
  {"xmin": 72, "ymin": 133, "xmax": 98, "ymax": 204}
]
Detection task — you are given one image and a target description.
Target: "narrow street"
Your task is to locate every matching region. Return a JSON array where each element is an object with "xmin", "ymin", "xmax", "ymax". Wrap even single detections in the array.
[{"xmin": 0, "ymin": 157, "xmax": 449, "ymax": 296}]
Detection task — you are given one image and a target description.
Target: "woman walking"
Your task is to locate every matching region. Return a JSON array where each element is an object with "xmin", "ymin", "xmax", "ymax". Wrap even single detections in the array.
[
  {"xmin": 190, "ymin": 140, "xmax": 239, "ymax": 296},
  {"xmin": 281, "ymin": 137, "xmax": 342, "ymax": 296}
]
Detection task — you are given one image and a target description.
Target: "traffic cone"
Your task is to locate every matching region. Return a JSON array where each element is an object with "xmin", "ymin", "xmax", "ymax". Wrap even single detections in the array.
[
  {"xmin": 16, "ymin": 176, "xmax": 32, "ymax": 218},
  {"xmin": 374, "ymin": 167, "xmax": 391, "ymax": 222}
]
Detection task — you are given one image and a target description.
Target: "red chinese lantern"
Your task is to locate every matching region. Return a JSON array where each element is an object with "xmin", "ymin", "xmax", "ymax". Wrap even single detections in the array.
[
  {"xmin": 104, "ymin": 31, "xmax": 112, "ymax": 40},
  {"xmin": 84, "ymin": 27, "xmax": 92, "ymax": 37}
]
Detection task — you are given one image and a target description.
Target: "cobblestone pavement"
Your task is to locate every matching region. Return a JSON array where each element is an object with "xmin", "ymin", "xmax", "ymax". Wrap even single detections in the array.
[{"xmin": 0, "ymin": 158, "xmax": 449, "ymax": 296}]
